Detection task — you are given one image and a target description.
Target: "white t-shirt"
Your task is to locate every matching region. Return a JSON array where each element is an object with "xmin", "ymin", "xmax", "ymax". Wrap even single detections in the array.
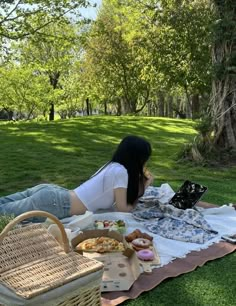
[{"xmin": 74, "ymin": 162, "xmax": 128, "ymax": 212}]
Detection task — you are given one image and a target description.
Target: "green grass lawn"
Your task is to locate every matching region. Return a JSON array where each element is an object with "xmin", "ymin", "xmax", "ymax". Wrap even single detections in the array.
[{"xmin": 0, "ymin": 116, "xmax": 235, "ymax": 305}]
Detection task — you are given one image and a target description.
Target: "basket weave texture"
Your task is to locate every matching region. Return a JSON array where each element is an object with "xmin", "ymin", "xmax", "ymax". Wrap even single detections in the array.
[
  {"xmin": 54, "ymin": 283, "xmax": 101, "ymax": 306},
  {"xmin": 0, "ymin": 211, "xmax": 104, "ymax": 304}
]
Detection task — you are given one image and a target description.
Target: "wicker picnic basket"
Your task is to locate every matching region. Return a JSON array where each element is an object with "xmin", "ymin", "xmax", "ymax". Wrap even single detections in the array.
[{"xmin": 0, "ymin": 211, "xmax": 104, "ymax": 306}]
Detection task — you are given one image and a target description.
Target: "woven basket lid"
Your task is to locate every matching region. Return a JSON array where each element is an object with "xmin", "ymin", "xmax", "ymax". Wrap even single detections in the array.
[{"xmin": 0, "ymin": 212, "xmax": 103, "ymax": 299}]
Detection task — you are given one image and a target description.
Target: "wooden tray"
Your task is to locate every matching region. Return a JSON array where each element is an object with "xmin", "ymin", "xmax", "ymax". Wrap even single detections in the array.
[{"xmin": 128, "ymin": 242, "xmax": 161, "ymax": 273}]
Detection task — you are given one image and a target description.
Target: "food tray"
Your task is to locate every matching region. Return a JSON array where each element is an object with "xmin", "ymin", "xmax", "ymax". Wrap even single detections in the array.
[
  {"xmin": 94, "ymin": 219, "xmax": 126, "ymax": 234},
  {"xmin": 128, "ymin": 243, "xmax": 161, "ymax": 273}
]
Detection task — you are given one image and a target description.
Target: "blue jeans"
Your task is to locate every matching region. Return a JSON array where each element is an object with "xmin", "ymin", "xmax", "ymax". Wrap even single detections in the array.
[{"xmin": 0, "ymin": 184, "xmax": 71, "ymax": 222}]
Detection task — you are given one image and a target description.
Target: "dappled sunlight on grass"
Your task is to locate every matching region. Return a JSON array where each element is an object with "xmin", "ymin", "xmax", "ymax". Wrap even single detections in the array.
[
  {"xmin": 0, "ymin": 116, "xmax": 236, "ymax": 205},
  {"xmin": 1, "ymin": 116, "xmax": 236, "ymax": 306},
  {"xmin": 53, "ymin": 145, "xmax": 77, "ymax": 153},
  {"xmin": 124, "ymin": 252, "xmax": 236, "ymax": 306}
]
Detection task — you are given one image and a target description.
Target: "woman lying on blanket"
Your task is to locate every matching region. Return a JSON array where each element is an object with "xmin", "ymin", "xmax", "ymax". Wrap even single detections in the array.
[{"xmin": 0, "ymin": 135, "xmax": 153, "ymax": 222}]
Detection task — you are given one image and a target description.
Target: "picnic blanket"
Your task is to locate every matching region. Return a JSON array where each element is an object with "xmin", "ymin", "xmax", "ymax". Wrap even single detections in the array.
[
  {"xmin": 101, "ymin": 239, "xmax": 236, "ymax": 305},
  {"xmin": 100, "ymin": 201, "xmax": 236, "ymax": 305},
  {"xmin": 93, "ymin": 202, "xmax": 236, "ymax": 268},
  {"xmin": 61, "ymin": 184, "xmax": 236, "ymax": 268},
  {"xmin": 60, "ymin": 184, "xmax": 236, "ymax": 305}
]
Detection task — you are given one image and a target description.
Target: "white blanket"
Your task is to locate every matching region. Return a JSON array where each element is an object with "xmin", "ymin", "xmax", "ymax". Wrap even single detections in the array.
[
  {"xmin": 61, "ymin": 184, "xmax": 236, "ymax": 269},
  {"xmin": 92, "ymin": 205, "xmax": 236, "ymax": 268}
]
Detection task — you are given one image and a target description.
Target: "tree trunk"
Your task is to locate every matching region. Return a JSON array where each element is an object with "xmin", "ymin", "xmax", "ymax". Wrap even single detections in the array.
[
  {"xmin": 86, "ymin": 98, "xmax": 90, "ymax": 115},
  {"xmin": 158, "ymin": 92, "xmax": 165, "ymax": 117},
  {"xmin": 166, "ymin": 95, "xmax": 173, "ymax": 118},
  {"xmin": 184, "ymin": 85, "xmax": 192, "ymax": 119},
  {"xmin": 210, "ymin": 0, "xmax": 236, "ymax": 150},
  {"xmin": 89, "ymin": 101, "xmax": 93, "ymax": 115},
  {"xmin": 48, "ymin": 71, "xmax": 60, "ymax": 121},
  {"xmin": 104, "ymin": 100, "xmax": 107, "ymax": 115},
  {"xmin": 147, "ymin": 101, "xmax": 152, "ymax": 116},
  {"xmin": 211, "ymin": 76, "xmax": 236, "ymax": 149},
  {"xmin": 121, "ymin": 96, "xmax": 134, "ymax": 114},
  {"xmin": 116, "ymin": 99, "xmax": 122, "ymax": 115},
  {"xmin": 192, "ymin": 94, "xmax": 200, "ymax": 119},
  {"xmin": 49, "ymin": 103, "xmax": 54, "ymax": 121}
]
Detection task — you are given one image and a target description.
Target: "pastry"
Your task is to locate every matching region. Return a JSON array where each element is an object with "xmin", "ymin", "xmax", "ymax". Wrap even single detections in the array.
[
  {"xmin": 137, "ymin": 249, "xmax": 154, "ymax": 261},
  {"xmin": 131, "ymin": 238, "xmax": 152, "ymax": 251},
  {"xmin": 125, "ymin": 229, "xmax": 153, "ymax": 242}
]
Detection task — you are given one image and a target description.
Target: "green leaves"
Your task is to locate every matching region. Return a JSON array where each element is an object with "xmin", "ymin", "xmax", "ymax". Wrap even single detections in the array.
[
  {"xmin": 0, "ymin": 65, "xmax": 54, "ymax": 118},
  {"xmin": 80, "ymin": 0, "xmax": 215, "ymax": 115},
  {"xmin": 0, "ymin": 0, "xmax": 90, "ymax": 40},
  {"xmin": 0, "ymin": 0, "xmax": 220, "ymax": 119}
]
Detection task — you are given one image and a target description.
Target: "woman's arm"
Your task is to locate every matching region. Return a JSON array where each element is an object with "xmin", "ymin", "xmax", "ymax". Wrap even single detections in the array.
[
  {"xmin": 114, "ymin": 188, "xmax": 134, "ymax": 212},
  {"xmin": 114, "ymin": 169, "xmax": 154, "ymax": 213}
]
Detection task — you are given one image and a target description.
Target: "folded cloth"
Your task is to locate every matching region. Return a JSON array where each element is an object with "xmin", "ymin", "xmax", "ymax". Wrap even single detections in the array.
[
  {"xmin": 145, "ymin": 217, "xmax": 217, "ymax": 244},
  {"xmin": 133, "ymin": 208, "xmax": 164, "ymax": 221},
  {"xmin": 133, "ymin": 202, "xmax": 217, "ymax": 244},
  {"xmin": 139, "ymin": 184, "xmax": 175, "ymax": 204}
]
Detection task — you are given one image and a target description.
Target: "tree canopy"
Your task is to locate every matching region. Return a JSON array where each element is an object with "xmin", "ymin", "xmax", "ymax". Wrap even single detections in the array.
[{"xmin": 0, "ymin": 0, "xmax": 90, "ymax": 40}]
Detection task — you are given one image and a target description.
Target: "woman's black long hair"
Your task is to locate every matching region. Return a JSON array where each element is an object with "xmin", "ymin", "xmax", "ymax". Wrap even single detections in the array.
[{"xmin": 111, "ymin": 135, "xmax": 152, "ymax": 205}]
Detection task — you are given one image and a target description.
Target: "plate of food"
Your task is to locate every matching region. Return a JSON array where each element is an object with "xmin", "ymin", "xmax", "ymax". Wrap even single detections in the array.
[
  {"xmin": 75, "ymin": 236, "xmax": 125, "ymax": 253},
  {"xmin": 94, "ymin": 220, "xmax": 126, "ymax": 234},
  {"xmin": 125, "ymin": 229, "xmax": 161, "ymax": 272}
]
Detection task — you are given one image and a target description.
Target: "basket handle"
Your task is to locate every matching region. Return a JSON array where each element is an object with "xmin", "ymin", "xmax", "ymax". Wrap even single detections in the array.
[{"xmin": 0, "ymin": 210, "xmax": 70, "ymax": 253}]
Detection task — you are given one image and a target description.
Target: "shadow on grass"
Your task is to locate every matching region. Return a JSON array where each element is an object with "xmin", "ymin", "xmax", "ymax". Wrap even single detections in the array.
[
  {"xmin": 123, "ymin": 252, "xmax": 236, "ymax": 306},
  {"xmin": 0, "ymin": 116, "xmax": 236, "ymax": 205}
]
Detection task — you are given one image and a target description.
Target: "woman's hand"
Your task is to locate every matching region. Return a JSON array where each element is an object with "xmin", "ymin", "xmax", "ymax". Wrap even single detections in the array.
[{"xmin": 143, "ymin": 169, "xmax": 154, "ymax": 189}]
